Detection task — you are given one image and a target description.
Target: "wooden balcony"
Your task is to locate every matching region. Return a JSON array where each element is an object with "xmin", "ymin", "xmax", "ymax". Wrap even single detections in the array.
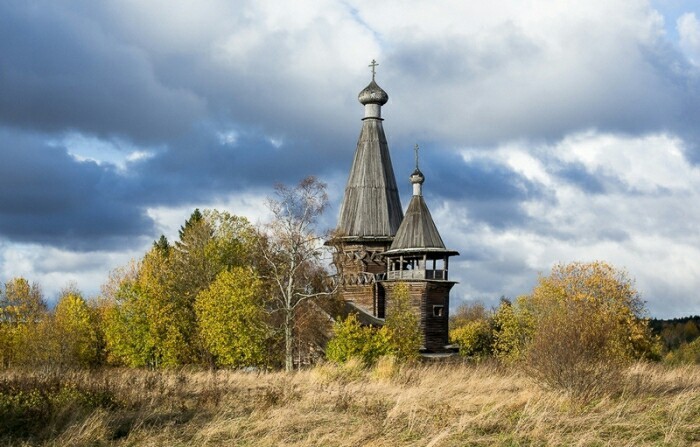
[{"xmin": 386, "ymin": 269, "xmax": 447, "ymax": 280}]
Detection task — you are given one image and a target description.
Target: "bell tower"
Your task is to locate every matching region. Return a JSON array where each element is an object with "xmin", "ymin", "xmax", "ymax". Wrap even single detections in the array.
[{"xmin": 381, "ymin": 146, "xmax": 459, "ymax": 352}]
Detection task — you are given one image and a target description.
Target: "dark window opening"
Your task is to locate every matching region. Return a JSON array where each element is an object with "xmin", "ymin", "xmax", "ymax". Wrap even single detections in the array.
[{"xmin": 433, "ymin": 305, "xmax": 444, "ymax": 317}]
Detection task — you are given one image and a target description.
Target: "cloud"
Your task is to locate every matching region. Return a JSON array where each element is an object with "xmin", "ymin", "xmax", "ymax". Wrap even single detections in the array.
[
  {"xmin": 438, "ymin": 131, "xmax": 700, "ymax": 318},
  {"xmin": 0, "ymin": 0, "xmax": 699, "ymax": 317},
  {"xmin": 0, "ymin": 1, "xmax": 205, "ymax": 143},
  {"xmin": 0, "ymin": 128, "xmax": 154, "ymax": 250},
  {"xmin": 678, "ymin": 12, "xmax": 700, "ymax": 64}
]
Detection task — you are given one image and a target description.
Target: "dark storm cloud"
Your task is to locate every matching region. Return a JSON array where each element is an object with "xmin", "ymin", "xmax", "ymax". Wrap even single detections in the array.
[
  {"xmin": 409, "ymin": 148, "xmax": 546, "ymax": 229},
  {"xmin": 0, "ymin": 129, "xmax": 153, "ymax": 250},
  {"xmin": 130, "ymin": 126, "xmax": 356, "ymax": 205},
  {"xmin": 0, "ymin": 1, "xmax": 205, "ymax": 143}
]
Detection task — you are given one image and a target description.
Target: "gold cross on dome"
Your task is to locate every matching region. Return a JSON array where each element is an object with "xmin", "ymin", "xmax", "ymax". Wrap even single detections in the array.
[{"xmin": 369, "ymin": 59, "xmax": 378, "ymax": 80}]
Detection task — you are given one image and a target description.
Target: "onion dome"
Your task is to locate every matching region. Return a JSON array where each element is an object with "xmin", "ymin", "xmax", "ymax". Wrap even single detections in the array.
[
  {"xmin": 410, "ymin": 168, "xmax": 425, "ymax": 185},
  {"xmin": 358, "ymin": 80, "xmax": 389, "ymax": 106}
]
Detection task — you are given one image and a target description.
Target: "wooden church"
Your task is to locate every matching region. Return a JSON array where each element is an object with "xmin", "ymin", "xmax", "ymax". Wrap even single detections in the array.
[{"xmin": 329, "ymin": 62, "xmax": 458, "ymax": 352}]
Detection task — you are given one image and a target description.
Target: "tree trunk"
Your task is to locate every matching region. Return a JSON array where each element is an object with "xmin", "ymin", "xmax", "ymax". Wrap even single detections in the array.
[{"xmin": 284, "ymin": 309, "xmax": 294, "ymax": 372}]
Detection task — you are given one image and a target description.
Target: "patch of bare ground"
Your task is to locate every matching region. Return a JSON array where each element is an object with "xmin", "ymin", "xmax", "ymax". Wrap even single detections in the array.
[{"xmin": 1, "ymin": 361, "xmax": 699, "ymax": 446}]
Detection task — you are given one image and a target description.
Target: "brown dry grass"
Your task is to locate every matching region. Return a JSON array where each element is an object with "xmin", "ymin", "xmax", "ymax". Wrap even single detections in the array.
[{"xmin": 1, "ymin": 361, "xmax": 699, "ymax": 446}]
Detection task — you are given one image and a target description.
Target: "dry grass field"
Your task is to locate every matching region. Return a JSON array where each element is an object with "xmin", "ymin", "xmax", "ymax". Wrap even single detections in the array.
[{"xmin": 1, "ymin": 360, "xmax": 699, "ymax": 446}]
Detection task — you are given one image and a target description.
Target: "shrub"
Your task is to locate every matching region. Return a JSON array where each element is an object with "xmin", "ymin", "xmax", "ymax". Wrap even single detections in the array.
[
  {"xmin": 491, "ymin": 297, "xmax": 535, "ymax": 362},
  {"xmin": 326, "ymin": 314, "xmax": 391, "ymax": 366},
  {"xmin": 450, "ymin": 319, "xmax": 492, "ymax": 358},
  {"xmin": 665, "ymin": 338, "xmax": 700, "ymax": 364},
  {"xmin": 384, "ymin": 283, "xmax": 421, "ymax": 362},
  {"xmin": 524, "ymin": 261, "xmax": 657, "ymax": 400}
]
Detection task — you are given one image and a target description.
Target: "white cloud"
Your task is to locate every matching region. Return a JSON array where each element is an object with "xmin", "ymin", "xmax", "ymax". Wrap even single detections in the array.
[
  {"xmin": 441, "ymin": 131, "xmax": 700, "ymax": 317},
  {"xmin": 145, "ymin": 190, "xmax": 274, "ymax": 243},
  {"xmin": 4, "ymin": 0, "xmax": 700, "ymax": 319},
  {"xmin": 0, "ymin": 241, "xmax": 140, "ymax": 303},
  {"xmin": 217, "ymin": 130, "xmax": 239, "ymax": 145},
  {"xmin": 55, "ymin": 133, "xmax": 155, "ymax": 172},
  {"xmin": 678, "ymin": 12, "xmax": 700, "ymax": 64}
]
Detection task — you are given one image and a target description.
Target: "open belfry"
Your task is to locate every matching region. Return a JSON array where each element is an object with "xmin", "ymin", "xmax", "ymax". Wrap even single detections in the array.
[{"xmin": 329, "ymin": 61, "xmax": 459, "ymax": 352}]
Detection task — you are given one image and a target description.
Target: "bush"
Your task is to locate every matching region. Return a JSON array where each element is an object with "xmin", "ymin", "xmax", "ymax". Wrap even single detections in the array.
[
  {"xmin": 325, "ymin": 314, "xmax": 391, "ymax": 366},
  {"xmin": 450, "ymin": 320, "xmax": 492, "ymax": 358},
  {"xmin": 665, "ymin": 338, "xmax": 700, "ymax": 364},
  {"xmin": 525, "ymin": 297, "xmax": 626, "ymax": 400},
  {"xmin": 523, "ymin": 261, "xmax": 657, "ymax": 400},
  {"xmin": 491, "ymin": 297, "xmax": 535, "ymax": 362}
]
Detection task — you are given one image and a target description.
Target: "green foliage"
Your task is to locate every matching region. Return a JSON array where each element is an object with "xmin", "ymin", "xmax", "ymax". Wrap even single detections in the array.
[
  {"xmin": 0, "ymin": 373, "xmax": 116, "ymax": 440},
  {"xmin": 450, "ymin": 320, "xmax": 492, "ymax": 358},
  {"xmin": 103, "ymin": 248, "xmax": 190, "ymax": 367},
  {"xmin": 491, "ymin": 297, "xmax": 535, "ymax": 362},
  {"xmin": 103, "ymin": 209, "xmax": 262, "ymax": 368},
  {"xmin": 449, "ymin": 301, "xmax": 493, "ymax": 358},
  {"xmin": 384, "ymin": 283, "xmax": 421, "ymax": 362},
  {"xmin": 195, "ymin": 268, "xmax": 270, "ymax": 368},
  {"xmin": 326, "ymin": 314, "xmax": 391, "ymax": 366},
  {"xmin": 153, "ymin": 234, "xmax": 170, "ymax": 254},
  {"xmin": 103, "ymin": 282, "xmax": 158, "ymax": 367},
  {"xmin": 664, "ymin": 338, "xmax": 700, "ymax": 364}
]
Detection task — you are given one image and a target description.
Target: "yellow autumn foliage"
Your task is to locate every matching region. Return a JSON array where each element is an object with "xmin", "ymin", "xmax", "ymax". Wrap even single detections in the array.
[
  {"xmin": 524, "ymin": 261, "xmax": 659, "ymax": 399},
  {"xmin": 195, "ymin": 268, "xmax": 269, "ymax": 368},
  {"xmin": 54, "ymin": 292, "xmax": 100, "ymax": 367}
]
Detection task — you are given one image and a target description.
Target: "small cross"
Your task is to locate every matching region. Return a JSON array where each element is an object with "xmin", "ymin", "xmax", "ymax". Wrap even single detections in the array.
[
  {"xmin": 414, "ymin": 144, "xmax": 420, "ymax": 169},
  {"xmin": 369, "ymin": 59, "xmax": 378, "ymax": 80}
]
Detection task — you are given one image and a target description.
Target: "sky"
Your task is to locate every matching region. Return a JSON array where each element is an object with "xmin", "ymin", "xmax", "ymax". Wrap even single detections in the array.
[{"xmin": 2, "ymin": 0, "xmax": 700, "ymax": 318}]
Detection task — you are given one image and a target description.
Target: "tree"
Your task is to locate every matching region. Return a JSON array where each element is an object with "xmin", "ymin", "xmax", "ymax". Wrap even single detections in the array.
[
  {"xmin": 0, "ymin": 278, "xmax": 47, "ymax": 367},
  {"xmin": 53, "ymin": 288, "xmax": 100, "ymax": 367},
  {"xmin": 450, "ymin": 301, "xmax": 490, "ymax": 331},
  {"xmin": 384, "ymin": 283, "xmax": 421, "ymax": 362},
  {"xmin": 491, "ymin": 297, "xmax": 535, "ymax": 362},
  {"xmin": 195, "ymin": 268, "xmax": 270, "ymax": 368},
  {"xmin": 665, "ymin": 337, "xmax": 700, "ymax": 364},
  {"xmin": 102, "ymin": 209, "xmax": 261, "ymax": 367},
  {"xmin": 451, "ymin": 320, "xmax": 492, "ymax": 358},
  {"xmin": 260, "ymin": 176, "xmax": 334, "ymax": 371},
  {"xmin": 171, "ymin": 209, "xmax": 261, "ymax": 362},
  {"xmin": 524, "ymin": 261, "xmax": 658, "ymax": 399}
]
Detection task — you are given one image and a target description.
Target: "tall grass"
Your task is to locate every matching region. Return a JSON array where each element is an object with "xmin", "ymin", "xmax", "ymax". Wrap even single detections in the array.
[{"xmin": 0, "ymin": 362, "xmax": 698, "ymax": 446}]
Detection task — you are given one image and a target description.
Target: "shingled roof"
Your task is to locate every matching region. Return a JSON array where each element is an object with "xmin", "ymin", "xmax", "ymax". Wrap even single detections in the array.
[
  {"xmin": 388, "ymin": 193, "xmax": 445, "ymax": 251},
  {"xmin": 336, "ymin": 80, "xmax": 403, "ymax": 239}
]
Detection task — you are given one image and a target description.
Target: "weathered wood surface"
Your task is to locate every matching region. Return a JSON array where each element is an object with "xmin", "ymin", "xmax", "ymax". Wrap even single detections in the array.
[
  {"xmin": 389, "ymin": 195, "xmax": 445, "ymax": 251},
  {"xmin": 381, "ymin": 280, "xmax": 455, "ymax": 352},
  {"xmin": 336, "ymin": 118, "xmax": 403, "ymax": 238}
]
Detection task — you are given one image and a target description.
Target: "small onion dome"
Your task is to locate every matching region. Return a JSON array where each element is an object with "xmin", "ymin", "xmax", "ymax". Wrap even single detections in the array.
[
  {"xmin": 410, "ymin": 168, "xmax": 425, "ymax": 185},
  {"xmin": 358, "ymin": 80, "xmax": 389, "ymax": 105}
]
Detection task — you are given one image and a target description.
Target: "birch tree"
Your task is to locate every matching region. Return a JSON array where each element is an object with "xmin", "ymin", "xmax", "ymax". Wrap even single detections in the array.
[{"xmin": 261, "ymin": 176, "xmax": 334, "ymax": 371}]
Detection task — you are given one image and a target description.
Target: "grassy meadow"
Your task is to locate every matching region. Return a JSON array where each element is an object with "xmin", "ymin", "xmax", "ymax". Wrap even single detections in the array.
[{"xmin": 1, "ymin": 360, "xmax": 699, "ymax": 446}]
